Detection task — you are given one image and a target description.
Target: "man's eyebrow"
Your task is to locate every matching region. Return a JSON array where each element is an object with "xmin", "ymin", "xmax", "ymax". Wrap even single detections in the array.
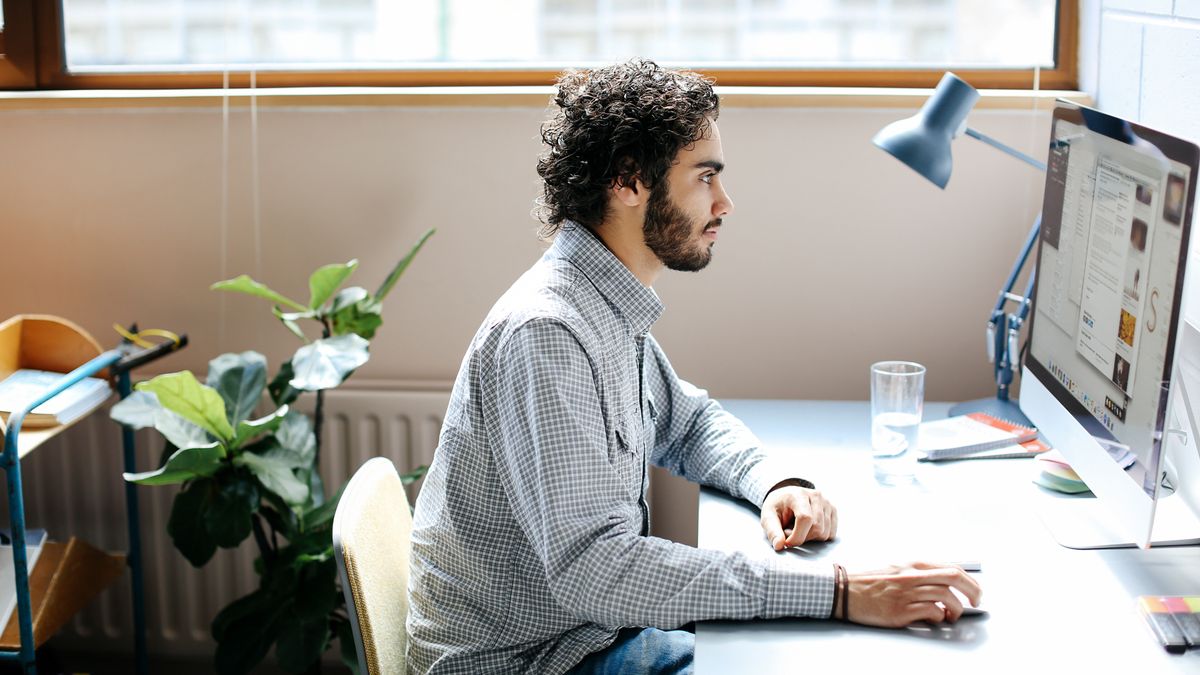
[{"xmin": 694, "ymin": 160, "xmax": 725, "ymax": 172}]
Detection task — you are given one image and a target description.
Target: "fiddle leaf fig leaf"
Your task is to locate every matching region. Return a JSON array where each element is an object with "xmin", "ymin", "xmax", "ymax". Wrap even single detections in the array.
[
  {"xmin": 274, "ymin": 412, "xmax": 317, "ymax": 469},
  {"xmin": 153, "ymin": 408, "xmax": 213, "ymax": 452},
  {"xmin": 308, "ymin": 260, "xmax": 359, "ymax": 311},
  {"xmin": 330, "ymin": 294, "xmax": 384, "ymax": 340},
  {"xmin": 207, "ymin": 351, "xmax": 268, "ymax": 426},
  {"xmin": 235, "ymin": 452, "xmax": 309, "ymax": 506},
  {"xmin": 232, "ymin": 405, "xmax": 290, "ymax": 451},
  {"xmin": 168, "ymin": 479, "xmax": 219, "ymax": 567},
  {"xmin": 136, "ymin": 371, "xmax": 234, "ymax": 444},
  {"xmin": 271, "ymin": 306, "xmax": 312, "ymax": 343},
  {"xmin": 124, "ymin": 442, "xmax": 223, "ymax": 486},
  {"xmin": 289, "ymin": 335, "xmax": 370, "ymax": 391},
  {"xmin": 212, "ymin": 274, "xmax": 307, "ymax": 311},
  {"xmin": 110, "ymin": 390, "xmax": 163, "ymax": 429},
  {"xmin": 205, "ymin": 477, "xmax": 259, "ymax": 549},
  {"xmin": 268, "ymin": 360, "xmax": 303, "ymax": 407},
  {"xmin": 328, "ymin": 286, "xmax": 368, "ymax": 314},
  {"xmin": 375, "ymin": 228, "xmax": 435, "ymax": 301}
]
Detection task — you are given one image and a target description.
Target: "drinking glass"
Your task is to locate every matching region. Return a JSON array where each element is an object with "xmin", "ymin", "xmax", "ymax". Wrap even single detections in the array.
[{"xmin": 871, "ymin": 361, "xmax": 926, "ymax": 485}]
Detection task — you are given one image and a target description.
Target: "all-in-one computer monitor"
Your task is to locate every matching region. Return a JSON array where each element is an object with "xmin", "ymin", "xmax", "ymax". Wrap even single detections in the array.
[{"xmin": 1021, "ymin": 100, "xmax": 1200, "ymax": 549}]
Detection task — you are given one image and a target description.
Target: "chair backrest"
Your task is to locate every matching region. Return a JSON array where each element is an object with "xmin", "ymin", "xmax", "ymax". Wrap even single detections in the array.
[{"xmin": 333, "ymin": 457, "xmax": 414, "ymax": 675}]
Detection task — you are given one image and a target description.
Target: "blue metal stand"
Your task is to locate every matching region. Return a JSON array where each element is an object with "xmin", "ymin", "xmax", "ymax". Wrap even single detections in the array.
[
  {"xmin": 0, "ymin": 328, "xmax": 184, "ymax": 674},
  {"xmin": 0, "ymin": 351, "xmax": 123, "ymax": 674}
]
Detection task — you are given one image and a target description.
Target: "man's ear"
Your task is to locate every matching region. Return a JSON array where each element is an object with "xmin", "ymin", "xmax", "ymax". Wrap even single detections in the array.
[{"xmin": 611, "ymin": 175, "xmax": 648, "ymax": 207}]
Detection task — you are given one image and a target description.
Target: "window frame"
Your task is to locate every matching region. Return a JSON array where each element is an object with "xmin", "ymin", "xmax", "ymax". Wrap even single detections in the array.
[
  {"xmin": 23, "ymin": 0, "xmax": 1077, "ymax": 91},
  {"xmin": 0, "ymin": 0, "xmax": 36, "ymax": 88}
]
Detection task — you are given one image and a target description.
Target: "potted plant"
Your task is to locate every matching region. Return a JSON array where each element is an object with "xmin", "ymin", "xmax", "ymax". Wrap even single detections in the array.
[{"xmin": 110, "ymin": 229, "xmax": 434, "ymax": 674}]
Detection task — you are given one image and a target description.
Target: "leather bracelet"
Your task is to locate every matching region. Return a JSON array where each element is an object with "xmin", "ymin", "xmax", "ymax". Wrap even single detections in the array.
[
  {"xmin": 830, "ymin": 564, "xmax": 841, "ymax": 619},
  {"xmin": 838, "ymin": 564, "xmax": 850, "ymax": 622}
]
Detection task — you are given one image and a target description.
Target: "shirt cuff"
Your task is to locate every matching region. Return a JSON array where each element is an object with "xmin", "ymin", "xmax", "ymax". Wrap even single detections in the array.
[
  {"xmin": 741, "ymin": 457, "xmax": 815, "ymax": 506},
  {"xmin": 763, "ymin": 557, "xmax": 836, "ymax": 619}
]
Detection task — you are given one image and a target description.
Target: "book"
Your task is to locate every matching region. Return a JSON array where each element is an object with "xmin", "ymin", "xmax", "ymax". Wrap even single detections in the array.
[
  {"xmin": 0, "ymin": 529, "xmax": 48, "ymax": 630},
  {"xmin": 0, "ymin": 369, "xmax": 111, "ymax": 429},
  {"xmin": 916, "ymin": 412, "xmax": 1050, "ymax": 462}
]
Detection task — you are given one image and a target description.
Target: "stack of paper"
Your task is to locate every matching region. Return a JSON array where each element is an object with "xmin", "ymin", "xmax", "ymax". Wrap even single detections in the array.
[
  {"xmin": 1034, "ymin": 450, "xmax": 1092, "ymax": 494},
  {"xmin": 0, "ymin": 369, "xmax": 111, "ymax": 429},
  {"xmin": 0, "ymin": 529, "xmax": 48, "ymax": 629},
  {"xmin": 916, "ymin": 412, "xmax": 1050, "ymax": 461}
]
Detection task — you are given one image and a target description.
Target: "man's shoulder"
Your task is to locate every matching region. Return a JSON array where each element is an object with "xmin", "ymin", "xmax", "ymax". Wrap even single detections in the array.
[{"xmin": 479, "ymin": 256, "xmax": 615, "ymax": 354}]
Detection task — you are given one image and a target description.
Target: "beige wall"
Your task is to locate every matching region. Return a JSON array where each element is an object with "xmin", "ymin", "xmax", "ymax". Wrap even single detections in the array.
[{"xmin": 0, "ymin": 97, "xmax": 1049, "ymax": 543}]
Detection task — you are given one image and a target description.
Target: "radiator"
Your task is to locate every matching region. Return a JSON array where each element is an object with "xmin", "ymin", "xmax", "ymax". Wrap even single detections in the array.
[{"xmin": 9, "ymin": 387, "xmax": 449, "ymax": 660}]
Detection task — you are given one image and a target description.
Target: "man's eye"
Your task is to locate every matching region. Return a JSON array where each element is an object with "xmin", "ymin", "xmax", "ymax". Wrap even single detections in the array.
[{"xmin": 701, "ymin": 174, "xmax": 715, "ymax": 184}]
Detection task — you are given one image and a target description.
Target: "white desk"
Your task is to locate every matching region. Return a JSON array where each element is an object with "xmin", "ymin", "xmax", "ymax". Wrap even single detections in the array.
[{"xmin": 695, "ymin": 400, "xmax": 1200, "ymax": 672}]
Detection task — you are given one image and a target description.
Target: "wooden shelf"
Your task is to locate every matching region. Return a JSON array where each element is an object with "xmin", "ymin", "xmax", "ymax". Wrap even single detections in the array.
[
  {"xmin": 0, "ymin": 315, "xmax": 112, "ymax": 459},
  {"xmin": 0, "ymin": 538, "xmax": 126, "ymax": 650}
]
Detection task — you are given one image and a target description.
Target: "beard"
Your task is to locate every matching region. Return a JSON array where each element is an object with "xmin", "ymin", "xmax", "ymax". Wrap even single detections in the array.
[{"xmin": 642, "ymin": 183, "xmax": 719, "ymax": 272}]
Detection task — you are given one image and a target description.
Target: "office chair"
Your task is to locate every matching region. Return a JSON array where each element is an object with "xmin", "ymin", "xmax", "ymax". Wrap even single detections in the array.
[{"xmin": 333, "ymin": 457, "xmax": 414, "ymax": 675}]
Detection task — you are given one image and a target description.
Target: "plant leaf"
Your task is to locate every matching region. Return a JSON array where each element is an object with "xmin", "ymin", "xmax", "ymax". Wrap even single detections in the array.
[
  {"xmin": 152, "ymin": 408, "xmax": 213, "ymax": 452},
  {"xmin": 232, "ymin": 405, "xmax": 290, "ymax": 451},
  {"xmin": 330, "ymin": 295, "xmax": 384, "ymax": 340},
  {"xmin": 205, "ymin": 476, "xmax": 260, "ymax": 548},
  {"xmin": 275, "ymin": 616, "xmax": 330, "ymax": 673},
  {"xmin": 207, "ymin": 351, "xmax": 268, "ymax": 426},
  {"xmin": 168, "ymin": 479, "xmax": 219, "ymax": 567},
  {"xmin": 308, "ymin": 260, "xmax": 359, "ymax": 311},
  {"xmin": 235, "ymin": 452, "xmax": 309, "ymax": 506},
  {"xmin": 289, "ymin": 335, "xmax": 370, "ymax": 391},
  {"xmin": 212, "ymin": 589, "xmax": 289, "ymax": 675},
  {"xmin": 292, "ymin": 554, "xmax": 339, "ymax": 619},
  {"xmin": 401, "ymin": 464, "xmax": 429, "ymax": 486},
  {"xmin": 273, "ymin": 412, "xmax": 316, "ymax": 469},
  {"xmin": 124, "ymin": 442, "xmax": 223, "ymax": 485},
  {"xmin": 109, "ymin": 390, "xmax": 162, "ymax": 429},
  {"xmin": 268, "ymin": 360, "xmax": 303, "ymax": 407},
  {"xmin": 301, "ymin": 484, "xmax": 343, "ymax": 533},
  {"xmin": 136, "ymin": 371, "xmax": 234, "ymax": 444},
  {"xmin": 328, "ymin": 286, "xmax": 368, "ymax": 314},
  {"xmin": 336, "ymin": 618, "xmax": 360, "ymax": 675},
  {"xmin": 211, "ymin": 274, "xmax": 307, "ymax": 311},
  {"xmin": 271, "ymin": 306, "xmax": 312, "ymax": 343},
  {"xmin": 375, "ymin": 227, "xmax": 435, "ymax": 301}
]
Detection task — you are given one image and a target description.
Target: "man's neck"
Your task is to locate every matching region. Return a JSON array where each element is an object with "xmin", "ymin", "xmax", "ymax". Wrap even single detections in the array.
[{"xmin": 591, "ymin": 218, "xmax": 662, "ymax": 287}]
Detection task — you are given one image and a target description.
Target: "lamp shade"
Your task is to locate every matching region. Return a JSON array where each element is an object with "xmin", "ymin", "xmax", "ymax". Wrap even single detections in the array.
[{"xmin": 872, "ymin": 72, "xmax": 981, "ymax": 189}]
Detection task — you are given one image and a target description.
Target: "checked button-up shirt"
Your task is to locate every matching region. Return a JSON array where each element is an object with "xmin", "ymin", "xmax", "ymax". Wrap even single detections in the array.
[{"xmin": 407, "ymin": 224, "xmax": 835, "ymax": 674}]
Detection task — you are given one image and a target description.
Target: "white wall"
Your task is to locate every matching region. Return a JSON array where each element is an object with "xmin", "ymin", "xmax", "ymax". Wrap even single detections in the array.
[
  {"xmin": 1092, "ymin": 0, "xmax": 1200, "ymax": 141},
  {"xmin": 1086, "ymin": 2, "xmax": 1200, "ymax": 326}
]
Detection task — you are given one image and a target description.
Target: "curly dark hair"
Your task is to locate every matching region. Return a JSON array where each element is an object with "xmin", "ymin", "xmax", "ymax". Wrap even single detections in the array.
[{"xmin": 535, "ymin": 59, "xmax": 720, "ymax": 237}]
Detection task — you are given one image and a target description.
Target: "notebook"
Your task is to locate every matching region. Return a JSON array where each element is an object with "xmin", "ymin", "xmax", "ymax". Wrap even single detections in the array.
[
  {"xmin": 0, "ymin": 369, "xmax": 111, "ymax": 429},
  {"xmin": 916, "ymin": 412, "xmax": 1050, "ymax": 461}
]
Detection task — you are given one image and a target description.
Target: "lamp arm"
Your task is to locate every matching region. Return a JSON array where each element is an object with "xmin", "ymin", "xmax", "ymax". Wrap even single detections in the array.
[
  {"xmin": 987, "ymin": 215, "xmax": 1041, "ymax": 403},
  {"xmin": 993, "ymin": 213, "xmax": 1042, "ymax": 315},
  {"xmin": 964, "ymin": 127, "xmax": 1048, "ymax": 172}
]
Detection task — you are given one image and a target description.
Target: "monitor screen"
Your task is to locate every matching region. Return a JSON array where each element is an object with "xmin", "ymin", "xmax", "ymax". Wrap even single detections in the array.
[{"xmin": 1024, "ymin": 101, "xmax": 1198, "ymax": 546}]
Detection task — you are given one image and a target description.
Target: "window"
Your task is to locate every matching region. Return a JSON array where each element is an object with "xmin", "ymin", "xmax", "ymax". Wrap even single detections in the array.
[{"xmin": 16, "ymin": 0, "xmax": 1077, "ymax": 90}]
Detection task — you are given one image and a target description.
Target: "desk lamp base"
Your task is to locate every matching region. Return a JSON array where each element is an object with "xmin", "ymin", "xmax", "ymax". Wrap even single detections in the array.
[{"xmin": 948, "ymin": 396, "xmax": 1033, "ymax": 427}]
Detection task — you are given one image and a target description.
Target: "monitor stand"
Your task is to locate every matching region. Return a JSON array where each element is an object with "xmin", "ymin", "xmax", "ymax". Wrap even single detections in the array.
[{"xmin": 1036, "ymin": 489, "xmax": 1200, "ymax": 549}]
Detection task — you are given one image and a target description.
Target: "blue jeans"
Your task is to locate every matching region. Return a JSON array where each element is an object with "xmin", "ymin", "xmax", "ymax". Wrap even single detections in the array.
[{"xmin": 568, "ymin": 627, "xmax": 694, "ymax": 675}]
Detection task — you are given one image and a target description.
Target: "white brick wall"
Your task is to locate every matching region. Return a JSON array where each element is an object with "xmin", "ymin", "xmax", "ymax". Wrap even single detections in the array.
[{"xmin": 1094, "ymin": 0, "xmax": 1200, "ymax": 143}]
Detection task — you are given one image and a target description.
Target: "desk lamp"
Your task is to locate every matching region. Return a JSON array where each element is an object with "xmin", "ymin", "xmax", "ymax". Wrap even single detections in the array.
[{"xmin": 873, "ymin": 72, "xmax": 1045, "ymax": 424}]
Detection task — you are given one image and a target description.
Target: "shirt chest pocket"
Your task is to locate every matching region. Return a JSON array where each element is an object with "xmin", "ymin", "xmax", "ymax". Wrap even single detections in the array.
[{"xmin": 611, "ymin": 411, "xmax": 646, "ymax": 499}]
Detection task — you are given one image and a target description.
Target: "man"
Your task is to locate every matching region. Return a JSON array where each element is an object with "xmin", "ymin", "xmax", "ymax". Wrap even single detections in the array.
[{"xmin": 407, "ymin": 59, "xmax": 981, "ymax": 674}]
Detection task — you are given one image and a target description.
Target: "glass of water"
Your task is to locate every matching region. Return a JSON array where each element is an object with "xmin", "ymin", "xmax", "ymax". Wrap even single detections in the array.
[{"xmin": 870, "ymin": 361, "xmax": 926, "ymax": 485}]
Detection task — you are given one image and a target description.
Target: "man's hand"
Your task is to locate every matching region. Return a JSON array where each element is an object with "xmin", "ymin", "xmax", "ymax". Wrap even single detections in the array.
[
  {"xmin": 843, "ymin": 562, "xmax": 983, "ymax": 626},
  {"xmin": 759, "ymin": 485, "xmax": 837, "ymax": 550}
]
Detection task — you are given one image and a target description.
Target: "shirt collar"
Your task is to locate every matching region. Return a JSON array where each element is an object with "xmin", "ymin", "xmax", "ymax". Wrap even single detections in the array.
[{"xmin": 549, "ymin": 223, "xmax": 664, "ymax": 336}]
